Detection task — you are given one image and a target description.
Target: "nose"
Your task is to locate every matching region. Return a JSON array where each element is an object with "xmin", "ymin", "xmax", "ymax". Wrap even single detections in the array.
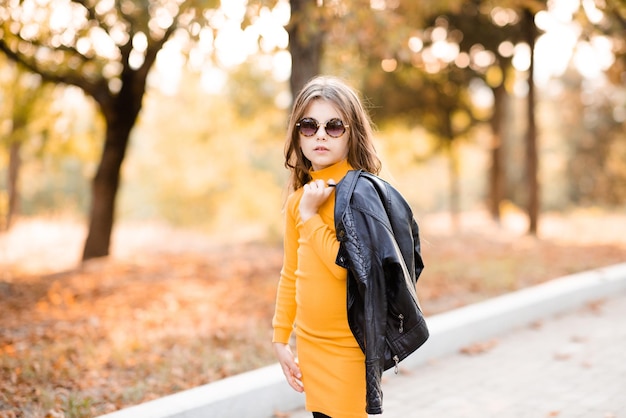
[{"xmin": 316, "ymin": 129, "xmax": 328, "ymax": 140}]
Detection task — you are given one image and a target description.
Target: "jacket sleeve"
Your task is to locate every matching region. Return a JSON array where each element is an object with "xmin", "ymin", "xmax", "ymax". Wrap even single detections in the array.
[
  {"xmin": 411, "ymin": 217, "xmax": 424, "ymax": 283},
  {"xmin": 346, "ymin": 206, "xmax": 389, "ymax": 415},
  {"xmin": 364, "ymin": 252, "xmax": 387, "ymax": 415}
]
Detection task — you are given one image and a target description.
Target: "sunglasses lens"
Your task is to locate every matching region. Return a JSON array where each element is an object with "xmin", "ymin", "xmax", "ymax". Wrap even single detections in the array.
[
  {"xmin": 298, "ymin": 119, "xmax": 318, "ymax": 136},
  {"xmin": 325, "ymin": 119, "xmax": 346, "ymax": 137}
]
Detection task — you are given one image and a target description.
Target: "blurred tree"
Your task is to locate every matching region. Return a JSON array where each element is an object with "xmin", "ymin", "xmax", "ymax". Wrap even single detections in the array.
[
  {"xmin": 427, "ymin": 1, "xmax": 543, "ymax": 234},
  {"xmin": 344, "ymin": 0, "xmax": 545, "ymax": 233},
  {"xmin": 1, "ymin": 66, "xmax": 102, "ymax": 228},
  {"xmin": 0, "ymin": 59, "xmax": 59, "ymax": 230},
  {"xmin": 361, "ymin": 66, "xmax": 478, "ymax": 229},
  {"xmin": 599, "ymin": 0, "xmax": 626, "ymax": 56},
  {"xmin": 0, "ymin": 0, "xmax": 255, "ymax": 260},
  {"xmin": 287, "ymin": 0, "xmax": 458, "ymax": 99},
  {"xmin": 287, "ymin": 0, "xmax": 325, "ymax": 99},
  {"xmin": 529, "ymin": 0, "xmax": 626, "ymax": 208},
  {"xmin": 520, "ymin": 6, "xmax": 540, "ymax": 234},
  {"xmin": 121, "ymin": 67, "xmax": 286, "ymax": 239},
  {"xmin": 432, "ymin": 1, "xmax": 524, "ymax": 222},
  {"xmin": 557, "ymin": 0, "xmax": 626, "ymax": 206},
  {"xmin": 564, "ymin": 80, "xmax": 626, "ymax": 205}
]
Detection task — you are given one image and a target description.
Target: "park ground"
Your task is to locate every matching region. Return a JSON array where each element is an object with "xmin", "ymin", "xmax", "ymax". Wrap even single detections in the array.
[{"xmin": 1, "ymin": 209, "xmax": 625, "ymax": 417}]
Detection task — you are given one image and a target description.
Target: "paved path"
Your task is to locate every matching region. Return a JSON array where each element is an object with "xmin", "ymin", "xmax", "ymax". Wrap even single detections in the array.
[{"xmin": 285, "ymin": 292, "xmax": 626, "ymax": 418}]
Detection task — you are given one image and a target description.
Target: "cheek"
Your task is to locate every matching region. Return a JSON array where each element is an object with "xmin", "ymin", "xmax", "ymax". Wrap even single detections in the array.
[
  {"xmin": 299, "ymin": 144, "xmax": 311, "ymax": 161},
  {"xmin": 341, "ymin": 140, "xmax": 350, "ymax": 157}
]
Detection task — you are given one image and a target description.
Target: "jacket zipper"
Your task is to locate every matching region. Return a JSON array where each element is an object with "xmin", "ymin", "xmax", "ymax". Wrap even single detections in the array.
[{"xmin": 392, "ymin": 314, "xmax": 404, "ymax": 374}]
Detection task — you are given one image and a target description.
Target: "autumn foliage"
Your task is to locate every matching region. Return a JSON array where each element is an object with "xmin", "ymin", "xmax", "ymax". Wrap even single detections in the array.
[{"xmin": 1, "ymin": 212, "xmax": 625, "ymax": 417}]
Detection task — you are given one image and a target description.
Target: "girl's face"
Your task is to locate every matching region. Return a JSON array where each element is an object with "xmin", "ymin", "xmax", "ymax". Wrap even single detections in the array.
[{"xmin": 298, "ymin": 100, "xmax": 350, "ymax": 172}]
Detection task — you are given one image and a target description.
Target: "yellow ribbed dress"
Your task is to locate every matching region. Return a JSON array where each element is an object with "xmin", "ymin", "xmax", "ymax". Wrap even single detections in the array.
[{"xmin": 273, "ymin": 159, "xmax": 366, "ymax": 418}]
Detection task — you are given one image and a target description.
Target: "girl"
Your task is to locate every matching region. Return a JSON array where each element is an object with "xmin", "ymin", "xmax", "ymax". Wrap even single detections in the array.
[{"xmin": 272, "ymin": 76, "xmax": 382, "ymax": 418}]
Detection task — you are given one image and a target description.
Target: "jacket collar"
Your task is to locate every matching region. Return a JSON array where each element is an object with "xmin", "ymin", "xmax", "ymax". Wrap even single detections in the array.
[{"xmin": 334, "ymin": 169, "xmax": 363, "ymax": 229}]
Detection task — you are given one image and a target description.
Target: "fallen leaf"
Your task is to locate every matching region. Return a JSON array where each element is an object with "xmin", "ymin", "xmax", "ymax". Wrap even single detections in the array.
[{"xmin": 459, "ymin": 339, "xmax": 498, "ymax": 355}]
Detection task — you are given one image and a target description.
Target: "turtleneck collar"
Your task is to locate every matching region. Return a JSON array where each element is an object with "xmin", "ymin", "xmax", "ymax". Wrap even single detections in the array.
[{"xmin": 309, "ymin": 159, "xmax": 352, "ymax": 184}]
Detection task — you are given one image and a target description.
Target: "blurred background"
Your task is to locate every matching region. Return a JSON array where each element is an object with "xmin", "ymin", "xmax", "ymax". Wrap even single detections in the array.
[{"xmin": 1, "ymin": 0, "xmax": 624, "ymax": 261}]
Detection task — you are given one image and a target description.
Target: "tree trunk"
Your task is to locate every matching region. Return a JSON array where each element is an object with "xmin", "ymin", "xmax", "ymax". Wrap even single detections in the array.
[
  {"xmin": 0, "ymin": 1, "xmax": 171, "ymax": 261},
  {"xmin": 523, "ymin": 9, "xmax": 539, "ymax": 235},
  {"xmin": 488, "ymin": 82, "xmax": 507, "ymax": 222},
  {"xmin": 81, "ymin": 54, "xmax": 149, "ymax": 261},
  {"xmin": 81, "ymin": 118, "xmax": 132, "ymax": 260},
  {"xmin": 447, "ymin": 139, "xmax": 461, "ymax": 232},
  {"xmin": 6, "ymin": 140, "xmax": 21, "ymax": 230},
  {"xmin": 288, "ymin": 0, "xmax": 325, "ymax": 100}
]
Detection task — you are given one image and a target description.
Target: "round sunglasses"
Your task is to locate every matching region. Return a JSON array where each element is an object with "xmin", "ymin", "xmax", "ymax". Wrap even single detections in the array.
[{"xmin": 296, "ymin": 117, "xmax": 349, "ymax": 138}]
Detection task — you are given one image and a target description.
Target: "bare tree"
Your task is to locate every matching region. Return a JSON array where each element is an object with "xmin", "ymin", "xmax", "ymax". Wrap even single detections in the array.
[
  {"xmin": 287, "ymin": 0, "xmax": 326, "ymax": 99},
  {"xmin": 0, "ymin": 0, "xmax": 221, "ymax": 259},
  {"xmin": 522, "ymin": 7, "xmax": 539, "ymax": 234}
]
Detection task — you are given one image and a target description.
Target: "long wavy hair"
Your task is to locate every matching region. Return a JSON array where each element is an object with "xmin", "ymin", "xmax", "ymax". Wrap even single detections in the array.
[{"xmin": 284, "ymin": 76, "xmax": 382, "ymax": 192}]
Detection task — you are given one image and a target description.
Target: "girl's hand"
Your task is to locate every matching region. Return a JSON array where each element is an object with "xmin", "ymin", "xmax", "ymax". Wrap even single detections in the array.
[
  {"xmin": 273, "ymin": 342, "xmax": 304, "ymax": 393},
  {"xmin": 299, "ymin": 179, "xmax": 336, "ymax": 222}
]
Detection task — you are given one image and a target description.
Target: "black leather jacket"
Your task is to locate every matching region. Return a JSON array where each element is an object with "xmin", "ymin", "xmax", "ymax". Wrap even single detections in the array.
[{"xmin": 334, "ymin": 170, "xmax": 429, "ymax": 415}]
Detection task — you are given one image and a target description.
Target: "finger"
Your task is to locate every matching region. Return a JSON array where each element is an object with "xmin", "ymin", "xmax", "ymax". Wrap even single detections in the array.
[
  {"xmin": 327, "ymin": 178, "xmax": 336, "ymax": 187},
  {"xmin": 308, "ymin": 179, "xmax": 325, "ymax": 190},
  {"xmin": 292, "ymin": 376, "xmax": 304, "ymax": 392},
  {"xmin": 281, "ymin": 356, "xmax": 301, "ymax": 378},
  {"xmin": 289, "ymin": 371, "xmax": 304, "ymax": 392},
  {"xmin": 290, "ymin": 361, "xmax": 302, "ymax": 379},
  {"xmin": 281, "ymin": 364, "xmax": 303, "ymax": 392},
  {"xmin": 282, "ymin": 356, "xmax": 301, "ymax": 379}
]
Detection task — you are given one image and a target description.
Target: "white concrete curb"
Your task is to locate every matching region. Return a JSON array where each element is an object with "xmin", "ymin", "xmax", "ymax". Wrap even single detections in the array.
[
  {"xmin": 398, "ymin": 261, "xmax": 626, "ymax": 370},
  {"xmin": 98, "ymin": 262, "xmax": 626, "ymax": 418},
  {"xmin": 98, "ymin": 363, "xmax": 303, "ymax": 418}
]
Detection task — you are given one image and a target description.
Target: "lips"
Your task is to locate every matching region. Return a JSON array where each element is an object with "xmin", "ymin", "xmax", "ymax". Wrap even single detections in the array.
[{"xmin": 314, "ymin": 146, "xmax": 329, "ymax": 151}]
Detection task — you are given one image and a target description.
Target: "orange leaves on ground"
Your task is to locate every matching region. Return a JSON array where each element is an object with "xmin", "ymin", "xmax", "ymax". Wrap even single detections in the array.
[
  {"xmin": 1, "ymin": 344, "xmax": 16, "ymax": 356},
  {"xmin": 1, "ymin": 214, "xmax": 625, "ymax": 417},
  {"xmin": 459, "ymin": 339, "xmax": 499, "ymax": 356},
  {"xmin": 46, "ymin": 280, "xmax": 76, "ymax": 307},
  {"xmin": 0, "ymin": 243, "xmax": 284, "ymax": 417}
]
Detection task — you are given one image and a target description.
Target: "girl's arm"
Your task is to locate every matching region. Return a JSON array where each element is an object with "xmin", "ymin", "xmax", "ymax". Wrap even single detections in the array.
[
  {"xmin": 272, "ymin": 195, "xmax": 305, "ymax": 393},
  {"xmin": 298, "ymin": 215, "xmax": 345, "ymax": 278},
  {"xmin": 298, "ymin": 179, "xmax": 345, "ymax": 278},
  {"xmin": 272, "ymin": 197, "xmax": 299, "ymax": 343}
]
